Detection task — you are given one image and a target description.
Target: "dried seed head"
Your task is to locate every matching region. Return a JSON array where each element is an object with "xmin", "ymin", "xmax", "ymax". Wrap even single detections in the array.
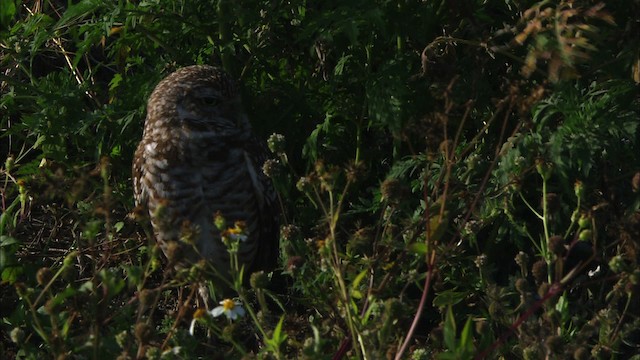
[
  {"xmin": 164, "ymin": 241, "xmax": 183, "ymax": 264},
  {"xmin": 262, "ymin": 158, "xmax": 281, "ymax": 178},
  {"xmin": 548, "ymin": 235, "xmax": 565, "ymax": 256},
  {"xmin": 515, "ymin": 251, "xmax": 529, "ymax": 267},
  {"xmin": 138, "ymin": 289, "xmax": 156, "ymax": 308},
  {"xmin": 36, "ymin": 267, "xmax": 53, "ymax": 286},
  {"xmin": 573, "ymin": 347, "xmax": 589, "ymax": 360},
  {"xmin": 345, "ymin": 160, "xmax": 365, "ymax": 182},
  {"xmin": 286, "ymin": 255, "xmax": 303, "ymax": 273},
  {"xmin": 280, "ymin": 224, "xmax": 300, "ymax": 241},
  {"xmin": 296, "ymin": 176, "xmax": 313, "ymax": 192},
  {"xmin": 632, "ymin": 172, "xmax": 640, "ymax": 193},
  {"xmin": 545, "ymin": 335, "xmax": 563, "ymax": 354},
  {"xmin": 134, "ymin": 322, "xmax": 152, "ymax": 344},
  {"xmin": 10, "ymin": 327, "xmax": 25, "ymax": 344},
  {"xmin": 347, "ymin": 227, "xmax": 373, "ymax": 255},
  {"xmin": 380, "ymin": 178, "xmax": 407, "ymax": 203},
  {"xmin": 515, "ymin": 278, "xmax": 528, "ymax": 294},
  {"xmin": 532, "ymin": 260, "xmax": 548, "ymax": 283}
]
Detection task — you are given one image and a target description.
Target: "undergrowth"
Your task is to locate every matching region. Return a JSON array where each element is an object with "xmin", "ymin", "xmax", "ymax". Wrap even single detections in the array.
[{"xmin": 1, "ymin": 1, "xmax": 639, "ymax": 359}]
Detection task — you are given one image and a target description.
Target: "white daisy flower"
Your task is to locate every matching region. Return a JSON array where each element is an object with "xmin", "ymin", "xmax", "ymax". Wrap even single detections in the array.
[
  {"xmin": 211, "ymin": 298, "xmax": 246, "ymax": 320},
  {"xmin": 189, "ymin": 308, "xmax": 208, "ymax": 336}
]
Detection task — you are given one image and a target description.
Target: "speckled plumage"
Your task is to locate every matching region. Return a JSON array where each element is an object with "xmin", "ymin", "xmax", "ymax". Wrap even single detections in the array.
[{"xmin": 133, "ymin": 65, "xmax": 278, "ymax": 280}]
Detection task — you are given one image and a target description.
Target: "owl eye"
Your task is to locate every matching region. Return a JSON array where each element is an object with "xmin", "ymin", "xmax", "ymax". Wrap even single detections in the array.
[{"xmin": 200, "ymin": 96, "xmax": 220, "ymax": 106}]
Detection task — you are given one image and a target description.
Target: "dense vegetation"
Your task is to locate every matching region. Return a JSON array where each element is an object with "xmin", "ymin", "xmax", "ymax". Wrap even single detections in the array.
[{"xmin": 1, "ymin": 0, "xmax": 639, "ymax": 359}]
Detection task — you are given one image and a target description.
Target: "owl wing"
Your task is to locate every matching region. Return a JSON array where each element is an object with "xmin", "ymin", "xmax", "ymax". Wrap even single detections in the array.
[
  {"xmin": 244, "ymin": 137, "xmax": 280, "ymax": 274},
  {"xmin": 132, "ymin": 140, "xmax": 149, "ymax": 208}
]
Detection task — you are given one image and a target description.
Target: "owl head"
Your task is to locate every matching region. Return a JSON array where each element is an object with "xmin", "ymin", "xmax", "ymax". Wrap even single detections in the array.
[{"xmin": 146, "ymin": 65, "xmax": 251, "ymax": 139}]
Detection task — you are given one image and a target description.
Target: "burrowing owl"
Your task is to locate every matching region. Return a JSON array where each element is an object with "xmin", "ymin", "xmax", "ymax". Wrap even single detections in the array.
[{"xmin": 133, "ymin": 65, "xmax": 279, "ymax": 282}]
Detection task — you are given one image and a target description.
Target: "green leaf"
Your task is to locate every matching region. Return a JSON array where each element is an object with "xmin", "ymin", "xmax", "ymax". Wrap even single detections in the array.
[
  {"xmin": 409, "ymin": 242, "xmax": 428, "ymax": 255},
  {"xmin": 1, "ymin": 266, "xmax": 22, "ymax": 284},
  {"xmin": 459, "ymin": 317, "xmax": 474, "ymax": 354},
  {"xmin": 55, "ymin": 0, "xmax": 106, "ymax": 30},
  {"xmin": 0, "ymin": 0, "xmax": 17, "ymax": 28},
  {"xmin": 114, "ymin": 221, "xmax": 124, "ymax": 233},
  {"xmin": 433, "ymin": 290, "xmax": 467, "ymax": 308},
  {"xmin": 443, "ymin": 306, "xmax": 457, "ymax": 351},
  {"xmin": 0, "ymin": 235, "xmax": 19, "ymax": 246}
]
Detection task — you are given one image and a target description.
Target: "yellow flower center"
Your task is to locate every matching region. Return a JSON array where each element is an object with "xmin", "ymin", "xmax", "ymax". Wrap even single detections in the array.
[
  {"xmin": 222, "ymin": 299, "xmax": 236, "ymax": 311},
  {"xmin": 193, "ymin": 308, "xmax": 207, "ymax": 319}
]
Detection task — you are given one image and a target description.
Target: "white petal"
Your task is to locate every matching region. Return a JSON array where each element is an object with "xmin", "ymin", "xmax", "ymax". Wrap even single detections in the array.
[
  {"xmin": 211, "ymin": 306, "xmax": 225, "ymax": 317},
  {"xmin": 189, "ymin": 319, "xmax": 197, "ymax": 336}
]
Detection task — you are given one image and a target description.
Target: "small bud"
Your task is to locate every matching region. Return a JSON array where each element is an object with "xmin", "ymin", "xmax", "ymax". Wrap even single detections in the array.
[
  {"xmin": 574, "ymin": 180, "xmax": 584, "ymax": 198},
  {"xmin": 509, "ymin": 177, "xmax": 521, "ymax": 192},
  {"xmin": 63, "ymin": 251, "xmax": 78, "ymax": 268},
  {"xmin": 608, "ymin": 255, "xmax": 626, "ymax": 273},
  {"xmin": 250, "ymin": 271, "xmax": 270, "ymax": 290},
  {"xmin": 99, "ymin": 156, "xmax": 111, "ymax": 180},
  {"xmin": 578, "ymin": 214, "xmax": 590, "ymax": 229},
  {"xmin": 213, "ymin": 212, "xmax": 226, "ymax": 231},
  {"xmin": 571, "ymin": 209, "xmax": 580, "ymax": 223},
  {"xmin": 535, "ymin": 159, "xmax": 552, "ymax": 181},
  {"xmin": 578, "ymin": 229, "xmax": 592, "ymax": 242},
  {"xmin": 5, "ymin": 154, "xmax": 15, "ymax": 172},
  {"xmin": 17, "ymin": 179, "xmax": 26, "ymax": 195}
]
